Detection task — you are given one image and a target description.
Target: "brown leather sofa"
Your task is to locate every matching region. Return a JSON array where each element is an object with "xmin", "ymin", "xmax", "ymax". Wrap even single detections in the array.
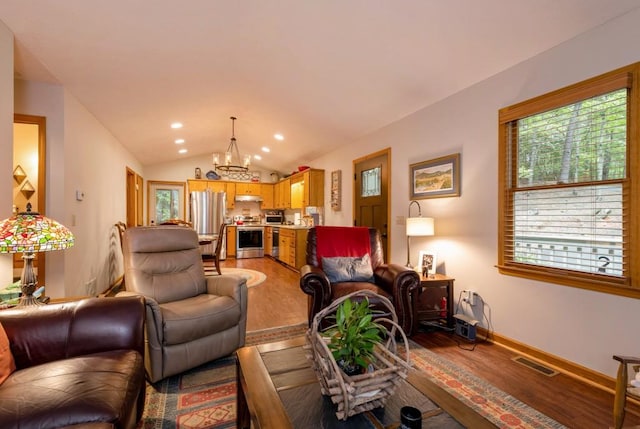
[
  {"xmin": 118, "ymin": 225, "xmax": 247, "ymax": 383},
  {"xmin": 0, "ymin": 296, "xmax": 146, "ymax": 429},
  {"xmin": 300, "ymin": 226, "xmax": 421, "ymax": 335}
]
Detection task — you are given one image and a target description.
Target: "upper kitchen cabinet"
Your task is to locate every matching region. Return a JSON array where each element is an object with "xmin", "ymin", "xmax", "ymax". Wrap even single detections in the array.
[
  {"xmin": 274, "ymin": 178, "xmax": 291, "ymax": 209},
  {"xmin": 290, "ymin": 169, "xmax": 324, "ymax": 210},
  {"xmin": 235, "ymin": 182, "xmax": 261, "ymax": 195},
  {"xmin": 226, "ymin": 182, "xmax": 236, "ymax": 208},
  {"xmin": 260, "ymin": 184, "xmax": 275, "ymax": 209}
]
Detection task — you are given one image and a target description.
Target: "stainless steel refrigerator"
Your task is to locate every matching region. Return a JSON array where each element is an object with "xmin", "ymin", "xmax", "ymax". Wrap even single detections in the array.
[{"xmin": 190, "ymin": 190, "xmax": 226, "ymax": 259}]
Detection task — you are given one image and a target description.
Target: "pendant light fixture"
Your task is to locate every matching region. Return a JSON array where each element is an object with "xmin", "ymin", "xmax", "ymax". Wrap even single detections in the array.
[{"xmin": 213, "ymin": 116, "xmax": 252, "ymax": 180}]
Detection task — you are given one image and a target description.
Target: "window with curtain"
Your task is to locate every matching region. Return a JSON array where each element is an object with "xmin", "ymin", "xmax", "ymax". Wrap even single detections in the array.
[{"xmin": 498, "ymin": 63, "xmax": 640, "ymax": 298}]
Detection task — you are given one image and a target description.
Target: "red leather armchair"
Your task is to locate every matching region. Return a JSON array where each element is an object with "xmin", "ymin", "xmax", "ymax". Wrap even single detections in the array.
[{"xmin": 300, "ymin": 226, "xmax": 421, "ymax": 335}]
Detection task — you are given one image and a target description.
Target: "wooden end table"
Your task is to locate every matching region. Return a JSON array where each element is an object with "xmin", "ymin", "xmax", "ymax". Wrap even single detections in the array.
[{"xmin": 414, "ymin": 274, "xmax": 455, "ymax": 330}]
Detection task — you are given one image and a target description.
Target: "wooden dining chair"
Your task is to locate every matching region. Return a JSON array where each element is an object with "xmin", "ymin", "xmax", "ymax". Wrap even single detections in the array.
[
  {"xmin": 211, "ymin": 223, "xmax": 227, "ymax": 275},
  {"xmin": 613, "ymin": 354, "xmax": 640, "ymax": 429}
]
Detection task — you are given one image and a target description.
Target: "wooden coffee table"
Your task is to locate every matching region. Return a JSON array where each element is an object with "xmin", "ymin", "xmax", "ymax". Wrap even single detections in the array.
[{"xmin": 236, "ymin": 336, "xmax": 497, "ymax": 428}]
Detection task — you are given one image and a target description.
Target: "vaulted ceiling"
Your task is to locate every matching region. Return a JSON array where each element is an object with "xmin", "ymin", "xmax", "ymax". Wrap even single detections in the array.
[{"xmin": 2, "ymin": 1, "xmax": 639, "ymax": 173}]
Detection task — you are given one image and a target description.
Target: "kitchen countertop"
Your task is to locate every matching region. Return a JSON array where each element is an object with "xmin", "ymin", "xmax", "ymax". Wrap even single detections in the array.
[
  {"xmin": 228, "ymin": 224, "xmax": 311, "ymax": 229},
  {"xmin": 269, "ymin": 224, "xmax": 311, "ymax": 230}
]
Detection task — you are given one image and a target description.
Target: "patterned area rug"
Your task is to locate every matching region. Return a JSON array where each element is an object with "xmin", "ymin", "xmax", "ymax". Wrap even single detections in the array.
[
  {"xmin": 137, "ymin": 327, "xmax": 565, "ymax": 429},
  {"xmin": 245, "ymin": 322, "xmax": 308, "ymax": 346},
  {"xmin": 202, "ymin": 266, "xmax": 266, "ymax": 288}
]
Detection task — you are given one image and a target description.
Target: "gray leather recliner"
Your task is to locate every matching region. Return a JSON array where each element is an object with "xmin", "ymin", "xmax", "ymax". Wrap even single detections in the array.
[{"xmin": 118, "ymin": 225, "xmax": 247, "ymax": 383}]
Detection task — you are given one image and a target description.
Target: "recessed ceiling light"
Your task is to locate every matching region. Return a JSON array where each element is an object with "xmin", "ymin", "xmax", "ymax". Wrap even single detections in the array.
[
  {"xmin": 175, "ymin": 139, "xmax": 185, "ymax": 144},
  {"xmin": 274, "ymin": 134, "xmax": 284, "ymax": 141},
  {"xmin": 254, "ymin": 154, "xmax": 262, "ymax": 160},
  {"xmin": 261, "ymin": 147, "xmax": 270, "ymax": 153},
  {"xmin": 178, "ymin": 148, "xmax": 187, "ymax": 154},
  {"xmin": 171, "ymin": 122, "xmax": 183, "ymax": 129}
]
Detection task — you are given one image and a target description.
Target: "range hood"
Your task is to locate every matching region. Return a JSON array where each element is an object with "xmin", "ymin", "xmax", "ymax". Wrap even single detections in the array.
[{"xmin": 235, "ymin": 194, "xmax": 263, "ymax": 202}]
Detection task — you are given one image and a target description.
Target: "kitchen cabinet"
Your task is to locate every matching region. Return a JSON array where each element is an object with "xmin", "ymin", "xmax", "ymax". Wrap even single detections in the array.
[
  {"xmin": 289, "ymin": 169, "xmax": 324, "ymax": 209},
  {"xmin": 264, "ymin": 226, "xmax": 273, "ymax": 256},
  {"xmin": 226, "ymin": 225, "xmax": 236, "ymax": 258},
  {"xmin": 274, "ymin": 181, "xmax": 281, "ymax": 209},
  {"xmin": 187, "ymin": 179, "xmax": 208, "ymax": 192},
  {"xmin": 187, "ymin": 179, "xmax": 225, "ymax": 193},
  {"xmin": 274, "ymin": 178, "xmax": 291, "ymax": 209},
  {"xmin": 225, "ymin": 182, "xmax": 236, "ymax": 208},
  {"xmin": 278, "ymin": 227, "xmax": 308, "ymax": 270},
  {"xmin": 290, "ymin": 180, "xmax": 303, "ymax": 209},
  {"xmin": 235, "ymin": 182, "xmax": 261, "ymax": 195},
  {"xmin": 260, "ymin": 184, "xmax": 275, "ymax": 209}
]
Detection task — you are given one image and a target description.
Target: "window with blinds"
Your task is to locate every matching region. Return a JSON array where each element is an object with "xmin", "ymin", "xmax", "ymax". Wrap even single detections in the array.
[{"xmin": 498, "ymin": 64, "xmax": 640, "ymax": 297}]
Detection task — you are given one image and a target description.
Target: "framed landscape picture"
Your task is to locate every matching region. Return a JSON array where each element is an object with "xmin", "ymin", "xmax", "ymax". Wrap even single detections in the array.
[{"xmin": 410, "ymin": 153, "xmax": 460, "ymax": 199}]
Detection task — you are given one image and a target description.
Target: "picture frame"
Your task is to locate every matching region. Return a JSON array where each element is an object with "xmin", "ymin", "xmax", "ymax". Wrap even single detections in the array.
[
  {"xmin": 418, "ymin": 250, "xmax": 437, "ymax": 278},
  {"xmin": 330, "ymin": 170, "xmax": 341, "ymax": 211},
  {"xmin": 410, "ymin": 153, "xmax": 460, "ymax": 200}
]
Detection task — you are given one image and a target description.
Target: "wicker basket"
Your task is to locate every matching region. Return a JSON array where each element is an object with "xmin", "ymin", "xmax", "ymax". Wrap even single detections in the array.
[{"xmin": 305, "ymin": 290, "xmax": 411, "ymax": 420}]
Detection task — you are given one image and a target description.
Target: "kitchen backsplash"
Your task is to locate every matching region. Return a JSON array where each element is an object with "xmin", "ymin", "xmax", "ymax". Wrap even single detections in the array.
[{"xmin": 227, "ymin": 201, "xmax": 323, "ymax": 225}]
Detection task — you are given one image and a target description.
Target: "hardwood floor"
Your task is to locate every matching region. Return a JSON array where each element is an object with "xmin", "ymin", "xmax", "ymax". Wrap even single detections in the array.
[
  {"xmin": 225, "ymin": 256, "xmax": 639, "ymax": 429},
  {"xmin": 220, "ymin": 256, "xmax": 307, "ymax": 331}
]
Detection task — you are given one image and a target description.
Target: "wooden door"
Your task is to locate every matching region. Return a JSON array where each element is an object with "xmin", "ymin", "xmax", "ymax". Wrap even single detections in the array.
[{"xmin": 353, "ymin": 148, "xmax": 391, "ymax": 258}]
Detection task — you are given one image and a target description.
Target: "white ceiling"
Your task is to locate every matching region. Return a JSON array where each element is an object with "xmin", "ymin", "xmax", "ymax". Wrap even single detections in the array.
[{"xmin": 2, "ymin": 1, "xmax": 639, "ymax": 173}]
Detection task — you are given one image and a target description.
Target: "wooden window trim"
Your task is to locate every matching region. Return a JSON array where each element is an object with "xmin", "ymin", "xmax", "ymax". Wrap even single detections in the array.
[{"xmin": 498, "ymin": 62, "xmax": 640, "ymax": 300}]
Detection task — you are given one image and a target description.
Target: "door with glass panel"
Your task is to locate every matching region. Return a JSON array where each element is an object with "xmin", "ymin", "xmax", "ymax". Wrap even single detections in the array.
[{"xmin": 353, "ymin": 148, "xmax": 390, "ymax": 258}]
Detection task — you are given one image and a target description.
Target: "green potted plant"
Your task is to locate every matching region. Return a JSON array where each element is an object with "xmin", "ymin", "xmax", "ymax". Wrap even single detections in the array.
[{"xmin": 323, "ymin": 297, "xmax": 384, "ymax": 376}]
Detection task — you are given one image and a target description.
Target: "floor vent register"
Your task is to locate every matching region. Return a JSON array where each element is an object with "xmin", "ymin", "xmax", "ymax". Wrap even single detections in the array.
[{"xmin": 511, "ymin": 356, "xmax": 559, "ymax": 377}]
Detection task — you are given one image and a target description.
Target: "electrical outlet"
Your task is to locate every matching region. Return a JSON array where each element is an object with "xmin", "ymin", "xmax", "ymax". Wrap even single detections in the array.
[
  {"xmin": 468, "ymin": 290, "xmax": 475, "ymax": 306},
  {"xmin": 462, "ymin": 289, "xmax": 476, "ymax": 306}
]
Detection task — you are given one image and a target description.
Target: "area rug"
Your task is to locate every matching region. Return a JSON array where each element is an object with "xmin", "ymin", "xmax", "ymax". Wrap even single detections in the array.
[
  {"xmin": 245, "ymin": 322, "xmax": 308, "ymax": 346},
  {"xmin": 203, "ymin": 266, "xmax": 266, "ymax": 288},
  {"xmin": 137, "ymin": 328, "xmax": 565, "ymax": 429}
]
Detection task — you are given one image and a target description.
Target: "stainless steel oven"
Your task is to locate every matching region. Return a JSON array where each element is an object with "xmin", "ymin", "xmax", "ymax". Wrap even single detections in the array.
[{"xmin": 236, "ymin": 226, "xmax": 264, "ymax": 258}]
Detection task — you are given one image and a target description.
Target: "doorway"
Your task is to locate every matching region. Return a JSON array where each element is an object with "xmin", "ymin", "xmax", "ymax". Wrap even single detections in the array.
[
  {"xmin": 13, "ymin": 114, "xmax": 46, "ymax": 284},
  {"xmin": 353, "ymin": 148, "xmax": 390, "ymax": 258},
  {"xmin": 125, "ymin": 167, "xmax": 144, "ymax": 227},
  {"xmin": 147, "ymin": 181, "xmax": 186, "ymax": 225}
]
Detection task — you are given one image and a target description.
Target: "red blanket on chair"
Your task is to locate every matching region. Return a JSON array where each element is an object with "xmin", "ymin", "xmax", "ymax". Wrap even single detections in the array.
[{"xmin": 315, "ymin": 226, "xmax": 371, "ymax": 267}]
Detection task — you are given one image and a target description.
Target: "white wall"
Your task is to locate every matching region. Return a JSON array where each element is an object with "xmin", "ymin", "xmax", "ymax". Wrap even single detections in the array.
[
  {"xmin": 0, "ymin": 22, "xmax": 13, "ymax": 286},
  {"xmin": 312, "ymin": 9, "xmax": 640, "ymax": 377},
  {"xmin": 14, "ymin": 79, "xmax": 65, "ymax": 295},
  {"xmin": 12, "ymin": 79, "xmax": 142, "ymax": 298},
  {"xmin": 61, "ymin": 90, "xmax": 143, "ymax": 297}
]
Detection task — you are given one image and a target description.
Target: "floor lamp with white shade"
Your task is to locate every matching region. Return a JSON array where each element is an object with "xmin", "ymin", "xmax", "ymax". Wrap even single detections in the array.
[{"xmin": 405, "ymin": 201, "xmax": 434, "ymax": 268}]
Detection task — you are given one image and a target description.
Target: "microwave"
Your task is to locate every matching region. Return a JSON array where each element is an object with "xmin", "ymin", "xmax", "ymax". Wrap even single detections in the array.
[{"xmin": 265, "ymin": 214, "xmax": 283, "ymax": 225}]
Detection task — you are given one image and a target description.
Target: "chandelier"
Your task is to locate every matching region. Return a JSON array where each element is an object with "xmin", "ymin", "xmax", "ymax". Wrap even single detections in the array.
[{"xmin": 212, "ymin": 116, "xmax": 252, "ymax": 180}]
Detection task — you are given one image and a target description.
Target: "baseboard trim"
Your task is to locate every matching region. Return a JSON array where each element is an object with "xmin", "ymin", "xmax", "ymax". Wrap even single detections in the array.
[
  {"xmin": 479, "ymin": 328, "xmax": 640, "ymax": 418},
  {"xmin": 477, "ymin": 327, "xmax": 615, "ymax": 392}
]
